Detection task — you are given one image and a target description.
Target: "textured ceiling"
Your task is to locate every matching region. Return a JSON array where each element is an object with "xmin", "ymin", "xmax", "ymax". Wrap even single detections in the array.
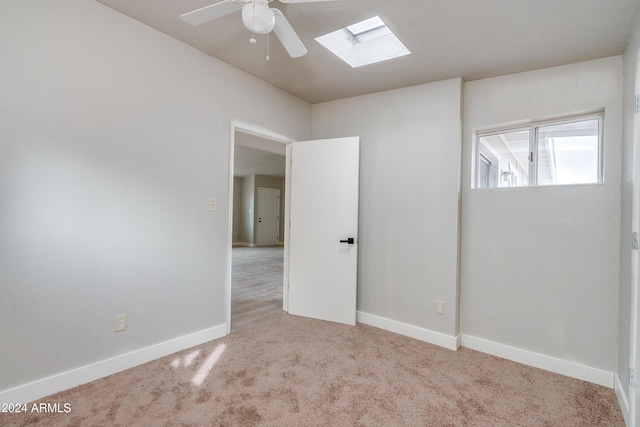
[{"xmin": 96, "ymin": 0, "xmax": 640, "ymax": 104}]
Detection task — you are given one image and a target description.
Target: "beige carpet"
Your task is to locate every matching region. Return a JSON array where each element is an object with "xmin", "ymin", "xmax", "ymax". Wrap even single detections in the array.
[{"xmin": 3, "ymin": 315, "xmax": 624, "ymax": 426}]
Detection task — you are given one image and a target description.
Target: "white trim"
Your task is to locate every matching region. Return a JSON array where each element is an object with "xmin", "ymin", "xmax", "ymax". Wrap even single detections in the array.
[
  {"xmin": 226, "ymin": 123, "xmax": 236, "ymax": 335},
  {"xmin": 283, "ymin": 143, "xmax": 292, "ymax": 312},
  {"xmin": 0, "ymin": 324, "xmax": 226, "ymax": 404},
  {"xmin": 615, "ymin": 374, "xmax": 630, "ymax": 426},
  {"xmin": 356, "ymin": 311, "xmax": 460, "ymax": 351},
  {"xmin": 630, "ymin": 387, "xmax": 637, "ymax": 427},
  {"xmin": 460, "ymin": 334, "xmax": 614, "ymax": 388}
]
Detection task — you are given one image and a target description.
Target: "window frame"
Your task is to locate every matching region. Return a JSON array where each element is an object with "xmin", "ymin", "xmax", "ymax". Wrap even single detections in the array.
[
  {"xmin": 474, "ymin": 112, "xmax": 604, "ymax": 189},
  {"xmin": 476, "ymin": 142, "xmax": 500, "ymax": 189}
]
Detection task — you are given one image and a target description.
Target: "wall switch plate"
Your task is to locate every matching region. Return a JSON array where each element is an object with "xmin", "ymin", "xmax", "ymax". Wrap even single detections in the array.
[
  {"xmin": 115, "ymin": 314, "xmax": 127, "ymax": 332},
  {"xmin": 435, "ymin": 300, "xmax": 444, "ymax": 315},
  {"xmin": 209, "ymin": 198, "xmax": 217, "ymax": 211}
]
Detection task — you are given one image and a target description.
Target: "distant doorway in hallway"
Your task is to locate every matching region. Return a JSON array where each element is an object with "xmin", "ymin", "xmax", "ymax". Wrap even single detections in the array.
[{"xmin": 256, "ymin": 187, "xmax": 280, "ymax": 247}]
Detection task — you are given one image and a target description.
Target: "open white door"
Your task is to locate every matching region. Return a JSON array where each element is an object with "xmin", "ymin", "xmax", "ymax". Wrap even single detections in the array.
[{"xmin": 288, "ymin": 137, "xmax": 359, "ymax": 325}]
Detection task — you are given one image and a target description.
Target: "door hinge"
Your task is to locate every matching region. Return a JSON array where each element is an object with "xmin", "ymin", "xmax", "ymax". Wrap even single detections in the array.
[
  {"xmin": 633, "ymin": 232, "xmax": 639, "ymax": 250},
  {"xmin": 636, "ymin": 95, "xmax": 640, "ymax": 113},
  {"xmin": 630, "ymin": 368, "xmax": 636, "ymax": 387}
]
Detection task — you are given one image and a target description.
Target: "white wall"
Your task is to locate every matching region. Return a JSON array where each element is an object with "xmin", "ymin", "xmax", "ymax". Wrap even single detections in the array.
[
  {"xmin": 312, "ymin": 79, "xmax": 463, "ymax": 342},
  {"xmin": 0, "ymin": 0, "xmax": 310, "ymax": 397},
  {"xmin": 241, "ymin": 175, "xmax": 256, "ymax": 244},
  {"xmin": 461, "ymin": 58, "xmax": 623, "ymax": 376}
]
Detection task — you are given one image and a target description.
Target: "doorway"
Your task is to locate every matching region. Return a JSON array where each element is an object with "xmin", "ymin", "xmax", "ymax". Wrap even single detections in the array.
[
  {"xmin": 256, "ymin": 187, "xmax": 280, "ymax": 247},
  {"xmin": 226, "ymin": 122, "xmax": 360, "ymax": 332},
  {"xmin": 227, "ymin": 122, "xmax": 294, "ymax": 333}
]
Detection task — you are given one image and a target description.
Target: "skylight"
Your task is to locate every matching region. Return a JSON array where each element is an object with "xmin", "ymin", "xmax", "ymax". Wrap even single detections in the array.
[{"xmin": 315, "ymin": 16, "xmax": 411, "ymax": 68}]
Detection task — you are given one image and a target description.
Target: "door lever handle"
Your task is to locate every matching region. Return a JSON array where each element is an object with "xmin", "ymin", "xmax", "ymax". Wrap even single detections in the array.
[{"xmin": 339, "ymin": 238, "xmax": 355, "ymax": 244}]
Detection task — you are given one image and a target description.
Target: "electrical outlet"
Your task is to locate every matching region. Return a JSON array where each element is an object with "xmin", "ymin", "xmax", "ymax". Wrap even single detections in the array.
[
  {"xmin": 209, "ymin": 198, "xmax": 217, "ymax": 211},
  {"xmin": 435, "ymin": 300, "xmax": 444, "ymax": 315},
  {"xmin": 115, "ymin": 314, "xmax": 127, "ymax": 332}
]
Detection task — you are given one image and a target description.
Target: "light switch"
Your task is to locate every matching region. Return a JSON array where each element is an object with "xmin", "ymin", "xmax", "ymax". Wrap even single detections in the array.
[{"xmin": 209, "ymin": 198, "xmax": 217, "ymax": 211}]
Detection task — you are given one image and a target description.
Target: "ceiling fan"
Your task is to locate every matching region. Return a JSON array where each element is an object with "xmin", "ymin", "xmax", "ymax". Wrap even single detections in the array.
[{"xmin": 180, "ymin": 0, "xmax": 338, "ymax": 58}]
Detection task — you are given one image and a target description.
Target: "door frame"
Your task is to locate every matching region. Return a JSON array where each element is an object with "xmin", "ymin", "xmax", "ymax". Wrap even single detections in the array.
[
  {"xmin": 226, "ymin": 120, "xmax": 295, "ymax": 334},
  {"xmin": 628, "ymin": 47, "xmax": 640, "ymax": 427}
]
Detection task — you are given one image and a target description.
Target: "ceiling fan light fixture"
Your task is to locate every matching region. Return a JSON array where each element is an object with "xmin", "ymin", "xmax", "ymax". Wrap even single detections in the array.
[
  {"xmin": 180, "ymin": 0, "xmax": 308, "ymax": 58},
  {"xmin": 242, "ymin": 0, "xmax": 275, "ymax": 34}
]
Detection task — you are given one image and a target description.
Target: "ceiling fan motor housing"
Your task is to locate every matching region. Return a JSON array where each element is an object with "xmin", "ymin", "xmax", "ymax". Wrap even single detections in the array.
[{"xmin": 242, "ymin": 0, "xmax": 275, "ymax": 34}]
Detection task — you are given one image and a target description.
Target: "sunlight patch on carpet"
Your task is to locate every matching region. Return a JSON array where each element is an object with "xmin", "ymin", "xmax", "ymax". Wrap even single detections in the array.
[
  {"xmin": 184, "ymin": 349, "xmax": 201, "ymax": 367},
  {"xmin": 171, "ymin": 349, "xmax": 202, "ymax": 369},
  {"xmin": 192, "ymin": 344, "xmax": 226, "ymax": 386}
]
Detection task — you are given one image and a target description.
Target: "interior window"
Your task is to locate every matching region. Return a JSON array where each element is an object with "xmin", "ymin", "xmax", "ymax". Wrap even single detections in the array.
[{"xmin": 475, "ymin": 114, "xmax": 602, "ymax": 189}]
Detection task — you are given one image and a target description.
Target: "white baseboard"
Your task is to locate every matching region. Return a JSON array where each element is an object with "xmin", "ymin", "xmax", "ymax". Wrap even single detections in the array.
[
  {"xmin": 460, "ymin": 334, "xmax": 614, "ymax": 388},
  {"xmin": 0, "ymin": 324, "xmax": 227, "ymax": 404},
  {"xmin": 356, "ymin": 311, "xmax": 460, "ymax": 351},
  {"xmin": 232, "ymin": 242, "xmax": 255, "ymax": 247},
  {"xmin": 615, "ymin": 374, "xmax": 630, "ymax": 426}
]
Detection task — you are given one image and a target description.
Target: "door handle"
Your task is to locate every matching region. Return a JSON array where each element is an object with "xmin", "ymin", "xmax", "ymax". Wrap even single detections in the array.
[{"xmin": 339, "ymin": 238, "xmax": 355, "ymax": 244}]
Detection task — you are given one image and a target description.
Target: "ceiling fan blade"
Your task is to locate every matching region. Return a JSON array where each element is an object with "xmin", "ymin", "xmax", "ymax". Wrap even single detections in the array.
[
  {"xmin": 279, "ymin": 0, "xmax": 340, "ymax": 3},
  {"xmin": 271, "ymin": 8, "xmax": 308, "ymax": 58},
  {"xmin": 180, "ymin": 0, "xmax": 242, "ymax": 25}
]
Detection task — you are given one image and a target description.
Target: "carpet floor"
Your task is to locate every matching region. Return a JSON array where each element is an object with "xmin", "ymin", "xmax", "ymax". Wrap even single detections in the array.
[{"xmin": 2, "ymin": 315, "xmax": 624, "ymax": 426}]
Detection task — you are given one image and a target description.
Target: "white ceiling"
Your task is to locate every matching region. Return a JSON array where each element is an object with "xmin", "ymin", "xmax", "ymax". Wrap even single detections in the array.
[{"xmin": 96, "ymin": 0, "xmax": 640, "ymax": 104}]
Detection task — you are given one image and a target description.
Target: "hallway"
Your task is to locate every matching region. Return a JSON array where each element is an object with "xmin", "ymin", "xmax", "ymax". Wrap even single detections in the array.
[{"xmin": 231, "ymin": 246, "xmax": 286, "ymax": 331}]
